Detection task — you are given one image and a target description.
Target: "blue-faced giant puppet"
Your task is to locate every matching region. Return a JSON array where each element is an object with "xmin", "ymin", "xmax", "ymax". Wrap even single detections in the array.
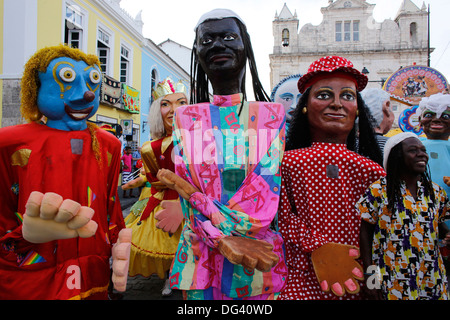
[{"xmin": 0, "ymin": 45, "xmax": 131, "ymax": 299}]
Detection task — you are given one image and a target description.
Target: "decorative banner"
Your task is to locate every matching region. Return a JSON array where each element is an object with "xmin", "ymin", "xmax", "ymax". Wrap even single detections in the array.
[
  {"xmin": 383, "ymin": 65, "xmax": 448, "ymax": 106},
  {"xmin": 122, "ymin": 84, "xmax": 140, "ymax": 114},
  {"xmin": 101, "ymin": 75, "xmax": 122, "ymax": 107},
  {"xmin": 397, "ymin": 104, "xmax": 423, "ymax": 135}
]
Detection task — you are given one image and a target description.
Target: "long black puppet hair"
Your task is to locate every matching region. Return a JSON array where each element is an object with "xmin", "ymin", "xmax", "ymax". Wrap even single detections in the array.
[
  {"xmin": 285, "ymin": 87, "xmax": 384, "ymax": 166},
  {"xmin": 385, "ymin": 142, "xmax": 435, "ymax": 213},
  {"xmin": 190, "ymin": 17, "xmax": 270, "ymax": 104}
]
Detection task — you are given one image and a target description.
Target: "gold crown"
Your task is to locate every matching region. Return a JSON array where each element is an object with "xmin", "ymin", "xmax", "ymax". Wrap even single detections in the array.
[{"xmin": 152, "ymin": 77, "xmax": 187, "ymax": 100}]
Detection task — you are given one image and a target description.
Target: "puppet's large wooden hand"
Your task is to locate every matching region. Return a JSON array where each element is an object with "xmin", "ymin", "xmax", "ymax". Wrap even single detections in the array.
[
  {"xmin": 156, "ymin": 168, "xmax": 200, "ymax": 200},
  {"xmin": 444, "ymin": 176, "xmax": 450, "ymax": 187},
  {"xmin": 155, "ymin": 200, "xmax": 184, "ymax": 234},
  {"xmin": 218, "ymin": 236, "xmax": 279, "ymax": 272},
  {"xmin": 311, "ymin": 242, "xmax": 364, "ymax": 297},
  {"xmin": 112, "ymin": 228, "xmax": 132, "ymax": 292},
  {"xmin": 121, "ymin": 175, "xmax": 145, "ymax": 190},
  {"xmin": 22, "ymin": 191, "xmax": 98, "ymax": 243}
]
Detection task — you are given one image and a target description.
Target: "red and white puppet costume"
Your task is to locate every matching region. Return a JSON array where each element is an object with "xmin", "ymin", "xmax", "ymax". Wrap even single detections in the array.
[{"xmin": 278, "ymin": 56, "xmax": 386, "ymax": 300}]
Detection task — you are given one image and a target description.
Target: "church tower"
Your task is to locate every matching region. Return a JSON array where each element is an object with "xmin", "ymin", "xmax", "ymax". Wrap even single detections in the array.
[
  {"xmin": 395, "ymin": 0, "xmax": 429, "ymax": 50},
  {"xmin": 270, "ymin": 0, "xmax": 431, "ymax": 90},
  {"xmin": 273, "ymin": 3, "xmax": 299, "ymax": 53},
  {"xmin": 271, "ymin": 3, "xmax": 299, "ymax": 86}
]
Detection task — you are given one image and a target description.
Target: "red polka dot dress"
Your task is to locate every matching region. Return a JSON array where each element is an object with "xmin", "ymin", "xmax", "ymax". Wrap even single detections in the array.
[{"xmin": 278, "ymin": 142, "xmax": 385, "ymax": 300}]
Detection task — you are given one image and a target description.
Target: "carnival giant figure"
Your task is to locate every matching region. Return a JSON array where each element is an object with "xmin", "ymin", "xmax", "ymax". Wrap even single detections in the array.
[
  {"xmin": 124, "ymin": 78, "xmax": 187, "ymax": 297},
  {"xmin": 156, "ymin": 9, "xmax": 288, "ymax": 300},
  {"xmin": 278, "ymin": 56, "xmax": 386, "ymax": 300},
  {"xmin": 0, "ymin": 45, "xmax": 130, "ymax": 299}
]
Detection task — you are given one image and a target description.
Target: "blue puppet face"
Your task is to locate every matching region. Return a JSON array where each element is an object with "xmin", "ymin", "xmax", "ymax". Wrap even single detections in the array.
[{"xmin": 37, "ymin": 57, "xmax": 102, "ymax": 131}]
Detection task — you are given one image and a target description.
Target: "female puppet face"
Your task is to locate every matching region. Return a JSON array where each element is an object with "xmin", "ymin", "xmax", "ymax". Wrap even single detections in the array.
[
  {"xmin": 419, "ymin": 107, "xmax": 450, "ymax": 140},
  {"xmin": 401, "ymin": 137, "xmax": 428, "ymax": 175},
  {"xmin": 161, "ymin": 92, "xmax": 188, "ymax": 135},
  {"xmin": 37, "ymin": 57, "xmax": 102, "ymax": 131},
  {"xmin": 307, "ymin": 77, "xmax": 358, "ymax": 143},
  {"xmin": 196, "ymin": 17, "xmax": 246, "ymax": 78}
]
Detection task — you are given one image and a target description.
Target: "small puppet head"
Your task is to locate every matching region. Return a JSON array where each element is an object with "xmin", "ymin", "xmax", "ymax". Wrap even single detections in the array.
[
  {"xmin": 416, "ymin": 93, "xmax": 450, "ymax": 140},
  {"xmin": 20, "ymin": 44, "xmax": 102, "ymax": 131},
  {"xmin": 271, "ymin": 74, "xmax": 302, "ymax": 124}
]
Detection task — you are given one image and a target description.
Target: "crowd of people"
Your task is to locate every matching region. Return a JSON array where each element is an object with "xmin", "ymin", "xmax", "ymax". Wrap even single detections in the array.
[{"xmin": 0, "ymin": 8, "xmax": 449, "ymax": 301}]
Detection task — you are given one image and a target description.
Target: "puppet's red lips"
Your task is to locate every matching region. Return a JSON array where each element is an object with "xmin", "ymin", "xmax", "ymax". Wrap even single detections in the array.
[
  {"xmin": 324, "ymin": 113, "xmax": 345, "ymax": 119},
  {"xmin": 210, "ymin": 54, "xmax": 233, "ymax": 63},
  {"xmin": 430, "ymin": 124, "xmax": 444, "ymax": 130},
  {"xmin": 64, "ymin": 104, "xmax": 94, "ymax": 121}
]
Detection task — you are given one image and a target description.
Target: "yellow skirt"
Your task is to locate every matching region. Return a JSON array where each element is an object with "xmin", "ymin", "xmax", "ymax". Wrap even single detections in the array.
[{"xmin": 125, "ymin": 194, "xmax": 182, "ymax": 279}]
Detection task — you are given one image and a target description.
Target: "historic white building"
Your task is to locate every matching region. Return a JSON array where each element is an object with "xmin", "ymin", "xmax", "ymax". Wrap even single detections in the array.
[
  {"xmin": 270, "ymin": 0, "xmax": 431, "ymax": 90},
  {"xmin": 158, "ymin": 39, "xmax": 192, "ymax": 75}
]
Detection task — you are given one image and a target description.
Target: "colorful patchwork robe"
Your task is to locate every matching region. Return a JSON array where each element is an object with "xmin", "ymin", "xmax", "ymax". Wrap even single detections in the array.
[{"xmin": 169, "ymin": 93, "xmax": 288, "ymax": 299}]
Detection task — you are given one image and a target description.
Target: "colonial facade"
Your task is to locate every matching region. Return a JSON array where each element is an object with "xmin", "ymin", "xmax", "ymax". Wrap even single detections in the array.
[
  {"xmin": 0, "ymin": 0, "xmax": 189, "ymax": 147},
  {"xmin": 270, "ymin": 0, "xmax": 431, "ymax": 90}
]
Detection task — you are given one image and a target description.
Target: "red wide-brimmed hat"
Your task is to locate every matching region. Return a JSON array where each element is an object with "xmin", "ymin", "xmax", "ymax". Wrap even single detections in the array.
[{"xmin": 297, "ymin": 56, "xmax": 368, "ymax": 93}]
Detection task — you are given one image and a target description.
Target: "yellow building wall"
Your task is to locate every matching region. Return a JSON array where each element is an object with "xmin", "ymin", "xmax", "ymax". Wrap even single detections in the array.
[
  {"xmin": 74, "ymin": 0, "xmax": 142, "ymax": 133},
  {"xmin": 37, "ymin": 0, "xmax": 63, "ymax": 48},
  {"xmin": 33, "ymin": 0, "xmax": 142, "ymax": 137}
]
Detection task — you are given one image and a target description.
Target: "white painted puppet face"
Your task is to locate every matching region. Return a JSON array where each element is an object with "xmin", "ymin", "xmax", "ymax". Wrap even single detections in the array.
[{"xmin": 273, "ymin": 77, "xmax": 301, "ymax": 123}]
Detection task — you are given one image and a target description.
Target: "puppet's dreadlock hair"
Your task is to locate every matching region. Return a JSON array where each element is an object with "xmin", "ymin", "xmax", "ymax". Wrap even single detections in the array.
[
  {"xmin": 20, "ymin": 44, "xmax": 102, "ymax": 164},
  {"xmin": 385, "ymin": 142, "xmax": 435, "ymax": 213},
  {"xmin": 190, "ymin": 17, "xmax": 270, "ymax": 104},
  {"xmin": 286, "ymin": 88, "xmax": 384, "ymax": 166}
]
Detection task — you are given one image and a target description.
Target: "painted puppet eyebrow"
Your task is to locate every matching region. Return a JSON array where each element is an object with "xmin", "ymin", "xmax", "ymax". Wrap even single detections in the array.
[
  {"xmin": 84, "ymin": 65, "xmax": 101, "ymax": 72},
  {"xmin": 316, "ymin": 86, "xmax": 355, "ymax": 90},
  {"xmin": 161, "ymin": 97, "xmax": 187, "ymax": 103},
  {"xmin": 279, "ymin": 93, "xmax": 294, "ymax": 98}
]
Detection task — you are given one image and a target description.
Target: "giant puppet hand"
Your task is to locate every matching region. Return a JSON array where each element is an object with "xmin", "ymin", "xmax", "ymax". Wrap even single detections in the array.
[
  {"xmin": 156, "ymin": 168, "xmax": 200, "ymax": 200},
  {"xmin": 22, "ymin": 191, "xmax": 98, "ymax": 243},
  {"xmin": 155, "ymin": 169, "xmax": 197, "ymax": 233},
  {"xmin": 121, "ymin": 167, "xmax": 146, "ymax": 190},
  {"xmin": 111, "ymin": 228, "xmax": 132, "ymax": 292},
  {"xmin": 444, "ymin": 176, "xmax": 450, "ymax": 187},
  {"xmin": 218, "ymin": 236, "xmax": 279, "ymax": 272},
  {"xmin": 154, "ymin": 201, "xmax": 184, "ymax": 234},
  {"xmin": 311, "ymin": 242, "xmax": 364, "ymax": 297}
]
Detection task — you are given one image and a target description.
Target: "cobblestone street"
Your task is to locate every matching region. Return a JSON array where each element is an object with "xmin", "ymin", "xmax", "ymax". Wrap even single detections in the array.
[{"xmin": 116, "ymin": 274, "xmax": 182, "ymax": 300}]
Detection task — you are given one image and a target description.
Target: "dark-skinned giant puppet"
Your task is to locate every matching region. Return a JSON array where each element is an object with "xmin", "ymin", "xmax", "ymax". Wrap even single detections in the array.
[
  {"xmin": 0, "ymin": 45, "xmax": 131, "ymax": 300},
  {"xmin": 155, "ymin": 9, "xmax": 288, "ymax": 300},
  {"xmin": 278, "ymin": 56, "xmax": 386, "ymax": 300}
]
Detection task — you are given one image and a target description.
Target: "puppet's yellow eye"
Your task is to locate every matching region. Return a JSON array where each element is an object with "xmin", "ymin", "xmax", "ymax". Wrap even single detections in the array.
[
  {"xmin": 89, "ymin": 70, "xmax": 101, "ymax": 84},
  {"xmin": 59, "ymin": 67, "xmax": 76, "ymax": 82}
]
